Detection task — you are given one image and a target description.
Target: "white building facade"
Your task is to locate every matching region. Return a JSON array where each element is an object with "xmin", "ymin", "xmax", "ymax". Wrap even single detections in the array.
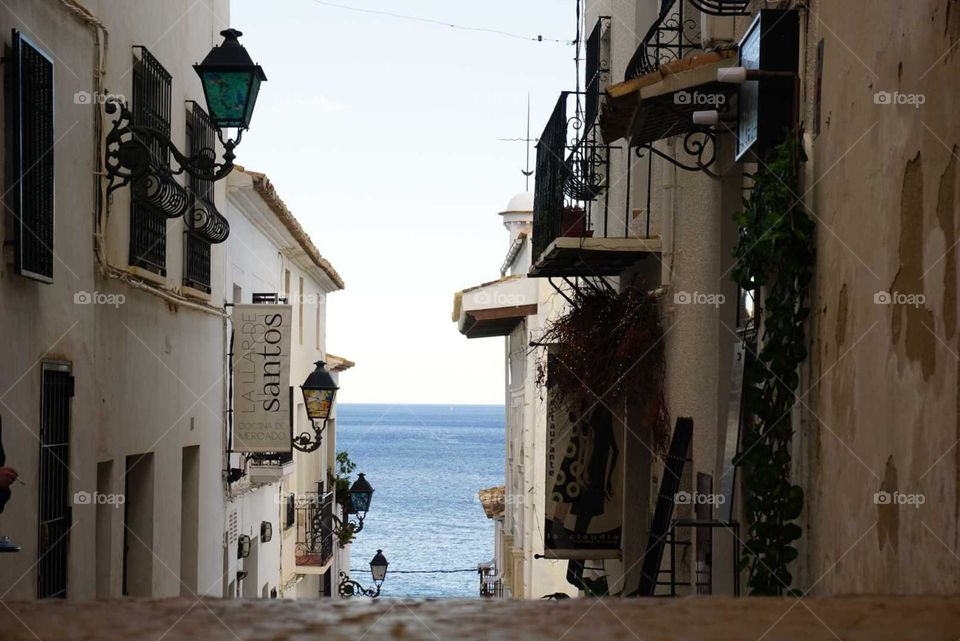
[
  {"xmin": 0, "ymin": 0, "xmax": 351, "ymax": 601},
  {"xmin": 455, "ymin": 194, "xmax": 575, "ymax": 599}
]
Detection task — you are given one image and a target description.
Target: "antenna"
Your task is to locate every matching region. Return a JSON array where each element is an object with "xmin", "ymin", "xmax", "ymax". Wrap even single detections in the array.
[
  {"xmin": 522, "ymin": 94, "xmax": 534, "ymax": 191},
  {"xmin": 497, "ymin": 94, "xmax": 537, "ymax": 191}
]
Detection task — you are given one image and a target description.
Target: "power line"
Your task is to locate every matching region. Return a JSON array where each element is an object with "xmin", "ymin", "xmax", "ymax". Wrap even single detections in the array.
[
  {"xmin": 310, "ymin": 1, "xmax": 572, "ymax": 44},
  {"xmin": 349, "ymin": 568, "xmax": 477, "ymax": 574}
]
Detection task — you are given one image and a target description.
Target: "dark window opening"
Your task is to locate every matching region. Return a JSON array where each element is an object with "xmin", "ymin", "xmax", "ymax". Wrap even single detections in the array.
[
  {"xmin": 7, "ymin": 30, "xmax": 55, "ymax": 282},
  {"xmin": 37, "ymin": 363, "xmax": 73, "ymax": 598}
]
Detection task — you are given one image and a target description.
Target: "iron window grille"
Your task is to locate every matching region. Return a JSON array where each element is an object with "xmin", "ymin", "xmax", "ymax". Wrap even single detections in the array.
[
  {"xmin": 7, "ymin": 30, "xmax": 55, "ymax": 282},
  {"xmin": 129, "ymin": 47, "xmax": 172, "ymax": 275},
  {"xmin": 37, "ymin": 363, "xmax": 74, "ymax": 599},
  {"xmin": 183, "ymin": 103, "xmax": 218, "ymax": 293}
]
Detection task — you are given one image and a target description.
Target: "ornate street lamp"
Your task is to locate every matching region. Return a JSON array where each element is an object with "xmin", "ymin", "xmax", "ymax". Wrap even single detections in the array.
[
  {"xmin": 339, "ymin": 550, "xmax": 389, "ymax": 598},
  {"xmin": 104, "ymin": 29, "xmax": 266, "ymax": 196},
  {"xmin": 194, "ymin": 28, "xmax": 267, "ymax": 130},
  {"xmin": 294, "ymin": 361, "xmax": 339, "ymax": 452},
  {"xmin": 334, "ymin": 473, "xmax": 374, "ymax": 535}
]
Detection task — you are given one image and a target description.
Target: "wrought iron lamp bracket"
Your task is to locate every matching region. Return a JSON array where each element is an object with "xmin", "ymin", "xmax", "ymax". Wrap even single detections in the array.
[
  {"xmin": 338, "ymin": 571, "xmax": 381, "ymax": 598},
  {"xmin": 332, "ymin": 511, "xmax": 365, "ymax": 536},
  {"xmin": 635, "ymin": 128, "xmax": 720, "ymax": 178},
  {"xmin": 104, "ymin": 97, "xmax": 240, "ymax": 197},
  {"xmin": 292, "ymin": 418, "xmax": 327, "ymax": 453}
]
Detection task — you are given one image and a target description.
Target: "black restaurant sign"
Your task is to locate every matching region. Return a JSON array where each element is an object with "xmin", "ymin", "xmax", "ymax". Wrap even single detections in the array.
[{"xmin": 735, "ymin": 9, "xmax": 800, "ymax": 161}]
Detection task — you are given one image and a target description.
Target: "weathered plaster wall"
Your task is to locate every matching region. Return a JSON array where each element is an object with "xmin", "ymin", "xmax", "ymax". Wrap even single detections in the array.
[{"xmin": 804, "ymin": 0, "xmax": 960, "ymax": 594}]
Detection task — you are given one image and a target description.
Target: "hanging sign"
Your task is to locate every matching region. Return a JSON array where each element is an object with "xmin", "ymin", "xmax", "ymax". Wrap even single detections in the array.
[
  {"xmin": 544, "ymin": 397, "xmax": 623, "ymax": 559},
  {"xmin": 735, "ymin": 9, "xmax": 800, "ymax": 161},
  {"xmin": 232, "ymin": 304, "xmax": 292, "ymax": 452}
]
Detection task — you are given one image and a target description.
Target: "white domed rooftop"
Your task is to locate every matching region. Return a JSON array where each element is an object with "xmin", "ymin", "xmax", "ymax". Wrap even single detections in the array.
[{"xmin": 500, "ymin": 191, "xmax": 534, "ymax": 214}]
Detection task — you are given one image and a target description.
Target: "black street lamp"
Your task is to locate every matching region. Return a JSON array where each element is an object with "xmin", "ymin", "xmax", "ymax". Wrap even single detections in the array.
[
  {"xmin": 339, "ymin": 550, "xmax": 389, "ymax": 598},
  {"xmin": 334, "ymin": 472, "xmax": 374, "ymax": 535},
  {"xmin": 104, "ymin": 29, "xmax": 266, "ymax": 196},
  {"xmin": 194, "ymin": 29, "xmax": 267, "ymax": 130},
  {"xmin": 294, "ymin": 361, "xmax": 339, "ymax": 452}
]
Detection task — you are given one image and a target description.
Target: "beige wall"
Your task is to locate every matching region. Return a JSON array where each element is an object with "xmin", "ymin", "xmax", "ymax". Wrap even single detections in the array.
[{"xmin": 802, "ymin": 0, "xmax": 960, "ymax": 594}]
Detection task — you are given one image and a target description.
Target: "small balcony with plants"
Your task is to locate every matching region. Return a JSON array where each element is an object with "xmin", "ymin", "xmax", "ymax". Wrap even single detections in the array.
[
  {"xmin": 295, "ymin": 488, "xmax": 335, "ymax": 573},
  {"xmin": 529, "ymin": 17, "xmax": 664, "ymax": 279}
]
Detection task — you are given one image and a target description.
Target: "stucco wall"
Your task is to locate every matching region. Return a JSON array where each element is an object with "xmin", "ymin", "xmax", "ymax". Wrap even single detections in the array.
[
  {"xmin": 0, "ymin": 0, "xmax": 98, "ymax": 600},
  {"xmin": 803, "ymin": 0, "xmax": 960, "ymax": 594}
]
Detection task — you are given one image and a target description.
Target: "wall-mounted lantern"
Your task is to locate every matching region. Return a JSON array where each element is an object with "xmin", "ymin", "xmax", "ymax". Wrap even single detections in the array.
[
  {"xmin": 294, "ymin": 361, "xmax": 339, "ymax": 452},
  {"xmin": 104, "ymin": 29, "xmax": 266, "ymax": 196},
  {"xmin": 334, "ymin": 473, "xmax": 374, "ymax": 535},
  {"xmin": 338, "ymin": 550, "xmax": 389, "ymax": 598}
]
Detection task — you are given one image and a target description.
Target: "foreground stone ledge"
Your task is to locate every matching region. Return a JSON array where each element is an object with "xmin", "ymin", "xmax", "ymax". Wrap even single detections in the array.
[{"xmin": 1, "ymin": 596, "xmax": 958, "ymax": 640}]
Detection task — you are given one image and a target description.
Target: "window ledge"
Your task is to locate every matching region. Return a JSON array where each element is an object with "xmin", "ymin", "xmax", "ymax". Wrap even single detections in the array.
[
  {"xmin": 182, "ymin": 285, "xmax": 212, "ymax": 302},
  {"xmin": 127, "ymin": 265, "xmax": 168, "ymax": 288}
]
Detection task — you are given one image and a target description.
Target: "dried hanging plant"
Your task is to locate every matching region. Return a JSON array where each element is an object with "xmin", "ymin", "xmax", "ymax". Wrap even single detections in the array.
[{"xmin": 535, "ymin": 284, "xmax": 670, "ymax": 451}]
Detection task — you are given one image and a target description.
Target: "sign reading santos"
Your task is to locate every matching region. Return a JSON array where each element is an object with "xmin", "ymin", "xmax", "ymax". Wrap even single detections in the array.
[{"xmin": 232, "ymin": 305, "xmax": 293, "ymax": 452}]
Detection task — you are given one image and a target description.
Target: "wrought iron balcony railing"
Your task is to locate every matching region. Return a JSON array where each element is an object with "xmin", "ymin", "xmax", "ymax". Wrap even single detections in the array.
[
  {"xmin": 625, "ymin": 0, "xmax": 701, "ymax": 81},
  {"xmin": 531, "ymin": 92, "xmax": 613, "ymax": 261},
  {"xmin": 295, "ymin": 490, "xmax": 335, "ymax": 567},
  {"xmin": 584, "ymin": 16, "xmax": 611, "ymax": 138},
  {"xmin": 624, "ymin": 0, "xmax": 746, "ymax": 81},
  {"xmin": 248, "ymin": 451, "xmax": 294, "ymax": 467}
]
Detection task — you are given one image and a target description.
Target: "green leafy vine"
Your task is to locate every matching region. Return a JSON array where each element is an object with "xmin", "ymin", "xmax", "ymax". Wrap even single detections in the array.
[{"xmin": 732, "ymin": 134, "xmax": 814, "ymax": 595}]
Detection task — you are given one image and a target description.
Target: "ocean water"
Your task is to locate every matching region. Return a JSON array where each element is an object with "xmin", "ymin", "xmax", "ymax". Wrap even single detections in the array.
[{"xmin": 336, "ymin": 404, "xmax": 504, "ymax": 598}]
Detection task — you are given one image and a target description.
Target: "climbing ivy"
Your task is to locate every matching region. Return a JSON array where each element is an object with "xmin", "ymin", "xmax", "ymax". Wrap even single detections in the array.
[{"xmin": 732, "ymin": 134, "xmax": 814, "ymax": 595}]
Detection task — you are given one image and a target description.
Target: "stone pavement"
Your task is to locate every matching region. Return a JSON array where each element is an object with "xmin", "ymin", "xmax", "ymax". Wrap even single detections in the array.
[{"xmin": 1, "ymin": 596, "xmax": 958, "ymax": 640}]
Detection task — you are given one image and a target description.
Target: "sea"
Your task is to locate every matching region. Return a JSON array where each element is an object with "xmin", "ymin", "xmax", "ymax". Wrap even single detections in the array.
[{"xmin": 336, "ymin": 404, "xmax": 504, "ymax": 598}]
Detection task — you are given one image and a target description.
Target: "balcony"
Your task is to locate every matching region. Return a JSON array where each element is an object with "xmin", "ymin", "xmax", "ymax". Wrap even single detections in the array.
[
  {"xmin": 530, "ymin": 92, "xmax": 661, "ymax": 278},
  {"xmin": 453, "ymin": 276, "xmax": 538, "ymax": 339},
  {"xmin": 295, "ymin": 490, "xmax": 335, "ymax": 573},
  {"xmin": 247, "ymin": 451, "xmax": 295, "ymax": 485},
  {"xmin": 600, "ymin": 0, "xmax": 746, "ymax": 147}
]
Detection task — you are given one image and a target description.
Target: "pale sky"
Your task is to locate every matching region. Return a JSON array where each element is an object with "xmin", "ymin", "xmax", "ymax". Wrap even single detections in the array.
[{"xmin": 231, "ymin": 1, "xmax": 574, "ymax": 404}]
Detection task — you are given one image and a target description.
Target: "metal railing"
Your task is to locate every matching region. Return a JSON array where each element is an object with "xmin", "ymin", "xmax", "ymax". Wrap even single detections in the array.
[
  {"xmin": 295, "ymin": 490, "xmax": 335, "ymax": 567},
  {"xmin": 625, "ymin": 0, "xmax": 748, "ymax": 81},
  {"xmin": 584, "ymin": 17, "xmax": 611, "ymax": 138},
  {"xmin": 248, "ymin": 451, "xmax": 294, "ymax": 467},
  {"xmin": 625, "ymin": 0, "xmax": 702, "ymax": 81},
  {"xmin": 478, "ymin": 567, "xmax": 504, "ymax": 598},
  {"xmin": 531, "ymin": 92, "xmax": 613, "ymax": 261}
]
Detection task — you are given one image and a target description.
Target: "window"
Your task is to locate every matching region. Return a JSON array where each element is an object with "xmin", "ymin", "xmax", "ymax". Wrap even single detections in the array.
[
  {"xmin": 38, "ymin": 362, "xmax": 73, "ymax": 598},
  {"xmin": 183, "ymin": 103, "xmax": 215, "ymax": 292},
  {"xmin": 283, "ymin": 269, "xmax": 291, "ymax": 302},
  {"xmin": 129, "ymin": 47, "xmax": 172, "ymax": 275},
  {"xmin": 285, "ymin": 494, "xmax": 296, "ymax": 530},
  {"xmin": 7, "ymin": 31, "xmax": 55, "ymax": 282}
]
